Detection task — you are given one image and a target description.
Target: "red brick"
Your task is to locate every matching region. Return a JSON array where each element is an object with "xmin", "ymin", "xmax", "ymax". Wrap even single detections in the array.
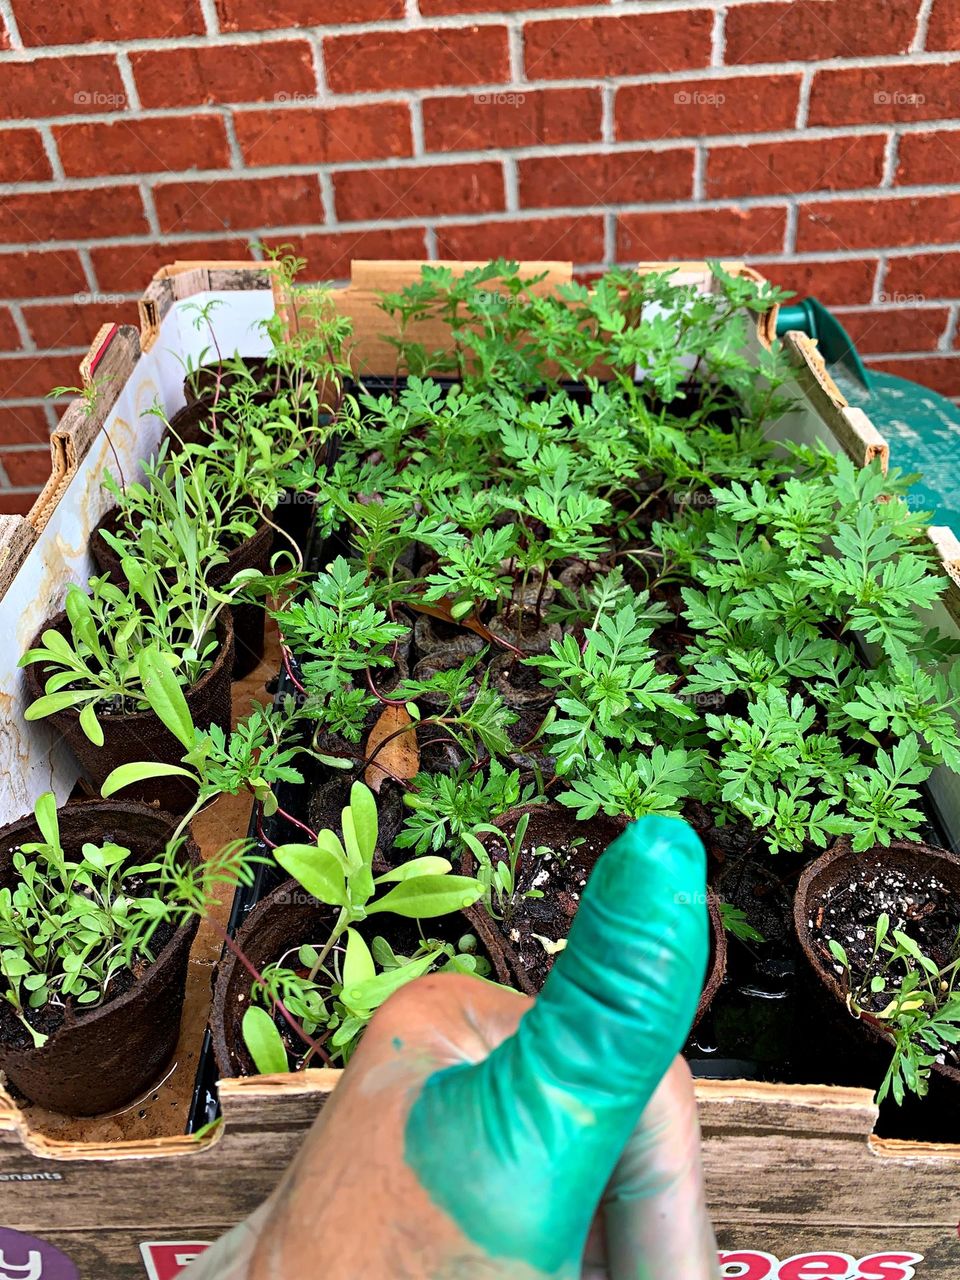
[
  {"xmin": 219, "ymin": 0, "xmax": 401, "ymax": 27},
  {"xmin": 90, "ymin": 238, "xmax": 251, "ymax": 293},
  {"xmin": 759, "ymin": 258, "xmax": 879, "ymax": 307},
  {"xmin": 235, "ymin": 103, "xmax": 411, "ymax": 167},
  {"xmin": 0, "ymin": 309, "xmax": 20, "ymax": 351},
  {"xmin": 0, "ymin": 16, "xmax": 9, "ymax": 48},
  {"xmin": 524, "ymin": 11, "xmax": 712, "ymax": 79},
  {"xmin": 797, "ymin": 194, "xmax": 960, "ymax": 252},
  {"xmin": 12, "ymin": 0, "xmax": 203, "ymax": 43},
  {"xmin": 832, "ymin": 306, "xmax": 949, "ymax": 354},
  {"xmin": 0, "ymin": 404, "xmax": 51, "ymax": 446},
  {"xmin": 435, "ymin": 216, "xmax": 605, "ymax": 262},
  {"xmin": 325, "ymin": 27, "xmax": 509, "ymax": 93},
  {"xmin": 0, "ymin": 490, "xmax": 39, "ymax": 515},
  {"xmin": 926, "ymin": 0, "xmax": 960, "ymax": 48},
  {"xmin": 0, "ymin": 354, "xmax": 85, "ymax": 400},
  {"xmin": 868, "ymin": 355, "xmax": 960, "ymax": 395},
  {"xmin": 519, "ymin": 149, "xmax": 694, "ymax": 209},
  {"xmin": 809, "ymin": 64, "xmax": 960, "ymax": 127},
  {"xmin": 55, "ymin": 117, "xmax": 230, "ymax": 179},
  {"xmin": 335, "ymin": 162, "xmax": 504, "ymax": 223},
  {"xmin": 726, "ymin": 0, "xmax": 921, "ymax": 62},
  {"xmin": 260, "ymin": 228, "xmax": 427, "ymax": 281},
  {"xmin": 616, "ymin": 75, "xmax": 801, "ymax": 141},
  {"xmin": 0, "ymin": 187, "xmax": 147, "ymax": 245},
  {"xmin": 2, "ymin": 56, "xmax": 127, "ymax": 120},
  {"xmin": 0, "ymin": 129, "xmax": 51, "ymax": 184},
  {"xmin": 132, "ymin": 41, "xmax": 315, "ymax": 109},
  {"xmin": 154, "ymin": 176, "xmax": 323, "ymax": 235},
  {"xmin": 618, "ymin": 206, "xmax": 787, "ymax": 260},
  {"xmin": 423, "ymin": 88, "xmax": 601, "ymax": 154},
  {"xmin": 1, "ymin": 448, "xmax": 52, "ymax": 486},
  {"xmin": 896, "ymin": 130, "xmax": 960, "ymax": 185},
  {"xmin": 706, "ymin": 136, "xmax": 885, "ymax": 199},
  {"xmin": 424, "ymin": 0, "xmax": 579, "ymax": 10},
  {"xmin": 0, "ymin": 249, "xmax": 87, "ymax": 298},
  {"xmin": 883, "ymin": 252, "xmax": 960, "ymax": 299},
  {"xmin": 23, "ymin": 300, "xmax": 140, "ymax": 351}
]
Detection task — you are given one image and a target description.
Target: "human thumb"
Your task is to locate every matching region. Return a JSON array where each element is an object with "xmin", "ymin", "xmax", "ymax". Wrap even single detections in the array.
[{"xmin": 404, "ymin": 814, "xmax": 709, "ymax": 1276}]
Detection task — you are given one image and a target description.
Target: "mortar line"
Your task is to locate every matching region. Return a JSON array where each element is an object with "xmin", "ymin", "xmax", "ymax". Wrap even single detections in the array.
[
  {"xmin": 36, "ymin": 124, "xmax": 65, "ymax": 182},
  {"xmin": 198, "ymin": 0, "xmax": 220, "ymax": 36},
  {"xmin": 0, "ymin": 0, "xmax": 22, "ymax": 48},
  {"xmin": 115, "ymin": 51, "xmax": 142, "ymax": 112},
  {"xmin": 7, "ymin": 303, "xmax": 33, "ymax": 351},
  {"xmin": 13, "ymin": 147, "xmax": 960, "ymax": 195},
  {"xmin": 912, "ymin": 0, "xmax": 936, "ymax": 52},
  {"xmin": 881, "ymin": 132, "xmax": 900, "ymax": 187},
  {"xmin": 221, "ymin": 108, "xmax": 245, "ymax": 169},
  {"xmin": 711, "ymin": 6, "xmax": 726, "ymax": 67},
  {"xmin": 940, "ymin": 302, "xmax": 959, "ymax": 350}
]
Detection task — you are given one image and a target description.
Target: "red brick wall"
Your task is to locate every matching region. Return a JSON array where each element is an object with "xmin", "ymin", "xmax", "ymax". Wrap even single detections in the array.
[{"xmin": 1, "ymin": 0, "xmax": 958, "ymax": 512}]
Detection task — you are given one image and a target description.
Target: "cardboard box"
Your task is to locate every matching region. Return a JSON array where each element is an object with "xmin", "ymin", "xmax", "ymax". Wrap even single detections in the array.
[{"xmin": 0, "ymin": 261, "xmax": 958, "ymax": 1279}]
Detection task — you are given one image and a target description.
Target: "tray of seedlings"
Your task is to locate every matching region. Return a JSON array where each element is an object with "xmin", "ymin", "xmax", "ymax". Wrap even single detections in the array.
[
  {"xmin": 5, "ymin": 256, "xmax": 960, "ymax": 1277},
  {"xmin": 101, "ymin": 258, "xmax": 960, "ymax": 1148}
]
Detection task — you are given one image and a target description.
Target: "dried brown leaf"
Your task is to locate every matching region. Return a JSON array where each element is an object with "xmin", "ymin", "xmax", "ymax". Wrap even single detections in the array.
[{"xmin": 364, "ymin": 703, "xmax": 420, "ymax": 793}]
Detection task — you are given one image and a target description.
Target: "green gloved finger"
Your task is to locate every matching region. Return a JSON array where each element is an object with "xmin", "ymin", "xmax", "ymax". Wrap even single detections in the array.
[{"xmin": 405, "ymin": 814, "xmax": 709, "ymax": 1277}]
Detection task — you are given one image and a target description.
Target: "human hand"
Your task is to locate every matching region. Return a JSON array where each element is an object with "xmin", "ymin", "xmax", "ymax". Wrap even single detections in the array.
[{"xmin": 184, "ymin": 815, "xmax": 718, "ymax": 1279}]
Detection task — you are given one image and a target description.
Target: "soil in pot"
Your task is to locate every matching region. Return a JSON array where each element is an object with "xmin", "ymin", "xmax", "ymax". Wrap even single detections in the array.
[
  {"xmin": 23, "ymin": 611, "xmax": 234, "ymax": 814},
  {"xmin": 91, "ymin": 505, "xmax": 273, "ymax": 679},
  {"xmin": 0, "ymin": 801, "xmax": 199, "ymax": 1115},
  {"xmin": 486, "ymin": 609, "xmax": 561, "ymax": 656},
  {"xmin": 306, "ymin": 770, "xmax": 407, "ymax": 863},
  {"xmin": 488, "ymin": 652, "xmax": 554, "ymax": 749},
  {"xmin": 412, "ymin": 611, "xmax": 485, "ymax": 662},
  {"xmin": 467, "ymin": 804, "xmax": 725, "ymax": 1027},
  {"xmin": 791, "ymin": 838, "xmax": 960, "ymax": 1141},
  {"xmin": 210, "ymin": 877, "xmax": 487, "ymax": 1079}
]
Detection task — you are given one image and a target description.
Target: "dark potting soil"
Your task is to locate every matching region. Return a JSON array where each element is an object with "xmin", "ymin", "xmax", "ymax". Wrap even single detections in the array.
[
  {"xmin": 0, "ymin": 920, "xmax": 178, "ymax": 1053},
  {"xmin": 685, "ymin": 836, "xmax": 960, "ymax": 1144},
  {"xmin": 809, "ymin": 865, "xmax": 960, "ymax": 1013},
  {"xmin": 483, "ymin": 829, "xmax": 608, "ymax": 990}
]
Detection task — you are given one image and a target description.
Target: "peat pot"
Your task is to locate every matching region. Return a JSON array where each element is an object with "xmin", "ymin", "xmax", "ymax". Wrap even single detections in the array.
[
  {"xmin": 795, "ymin": 836, "xmax": 960, "ymax": 1094},
  {"xmin": 210, "ymin": 877, "xmax": 489, "ymax": 1079},
  {"xmin": 24, "ymin": 610, "xmax": 234, "ymax": 813},
  {"xmin": 465, "ymin": 803, "xmax": 726, "ymax": 1027},
  {"xmin": 91, "ymin": 504, "xmax": 273, "ymax": 678},
  {"xmin": 0, "ymin": 801, "xmax": 199, "ymax": 1115}
]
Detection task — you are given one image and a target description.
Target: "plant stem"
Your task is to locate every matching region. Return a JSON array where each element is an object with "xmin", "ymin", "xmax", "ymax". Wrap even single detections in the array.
[{"xmin": 206, "ymin": 914, "xmax": 332, "ymax": 1066}]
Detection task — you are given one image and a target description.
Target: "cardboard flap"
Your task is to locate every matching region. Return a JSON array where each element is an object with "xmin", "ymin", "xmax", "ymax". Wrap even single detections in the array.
[
  {"xmin": 783, "ymin": 331, "xmax": 889, "ymax": 469},
  {"xmin": 57, "ymin": 325, "xmax": 142, "ymax": 469},
  {"xmin": 0, "ymin": 515, "xmax": 36, "ymax": 601}
]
